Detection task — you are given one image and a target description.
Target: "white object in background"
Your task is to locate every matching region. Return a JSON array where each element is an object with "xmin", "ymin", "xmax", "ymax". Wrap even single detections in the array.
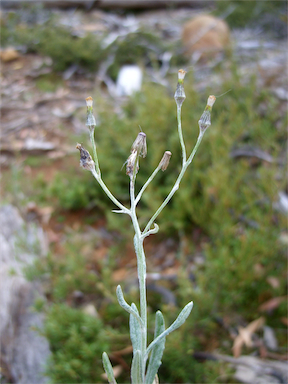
[
  {"xmin": 116, "ymin": 65, "xmax": 142, "ymax": 96},
  {"xmin": 274, "ymin": 191, "xmax": 288, "ymax": 214}
]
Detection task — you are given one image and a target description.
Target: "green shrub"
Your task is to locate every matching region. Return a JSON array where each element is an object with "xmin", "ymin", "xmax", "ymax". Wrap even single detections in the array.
[
  {"xmin": 1, "ymin": 18, "xmax": 105, "ymax": 71},
  {"xmin": 214, "ymin": 0, "xmax": 287, "ymax": 33},
  {"xmin": 44, "ymin": 304, "xmax": 109, "ymax": 383}
]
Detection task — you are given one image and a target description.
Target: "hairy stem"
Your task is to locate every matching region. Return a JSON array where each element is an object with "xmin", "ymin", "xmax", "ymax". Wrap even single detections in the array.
[
  {"xmin": 135, "ymin": 165, "xmax": 161, "ymax": 206},
  {"xmin": 177, "ymin": 104, "xmax": 186, "ymax": 165},
  {"xmin": 89, "ymin": 129, "xmax": 101, "ymax": 176},
  {"xmin": 130, "ymin": 178, "xmax": 147, "ymax": 383},
  {"xmin": 91, "ymin": 169, "xmax": 129, "ymax": 213}
]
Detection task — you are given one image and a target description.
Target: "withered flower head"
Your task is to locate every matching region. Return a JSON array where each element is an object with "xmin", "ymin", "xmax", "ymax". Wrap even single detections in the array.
[
  {"xmin": 159, "ymin": 151, "xmax": 172, "ymax": 171},
  {"xmin": 131, "ymin": 132, "xmax": 147, "ymax": 158},
  {"xmin": 76, "ymin": 143, "xmax": 95, "ymax": 171},
  {"xmin": 126, "ymin": 149, "xmax": 139, "ymax": 177}
]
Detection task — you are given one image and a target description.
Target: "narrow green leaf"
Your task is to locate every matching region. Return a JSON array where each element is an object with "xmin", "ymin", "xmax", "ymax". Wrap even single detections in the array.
[
  {"xmin": 130, "ymin": 303, "xmax": 142, "ymax": 354},
  {"xmin": 102, "ymin": 352, "xmax": 117, "ymax": 384},
  {"xmin": 131, "ymin": 349, "xmax": 143, "ymax": 384},
  {"xmin": 146, "ymin": 301, "xmax": 193, "ymax": 356},
  {"xmin": 145, "ymin": 311, "xmax": 166, "ymax": 384}
]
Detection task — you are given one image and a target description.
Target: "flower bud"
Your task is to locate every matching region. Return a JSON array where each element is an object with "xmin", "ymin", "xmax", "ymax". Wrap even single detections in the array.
[
  {"xmin": 198, "ymin": 95, "xmax": 216, "ymax": 133},
  {"xmin": 76, "ymin": 143, "xmax": 95, "ymax": 171},
  {"xmin": 207, "ymin": 95, "xmax": 216, "ymax": 109},
  {"xmin": 85, "ymin": 96, "xmax": 96, "ymax": 129},
  {"xmin": 177, "ymin": 69, "xmax": 186, "ymax": 84},
  {"xmin": 159, "ymin": 151, "xmax": 172, "ymax": 171},
  {"xmin": 126, "ymin": 149, "xmax": 139, "ymax": 177},
  {"xmin": 174, "ymin": 69, "xmax": 187, "ymax": 107},
  {"xmin": 198, "ymin": 110, "xmax": 211, "ymax": 132},
  {"xmin": 131, "ymin": 132, "xmax": 147, "ymax": 158}
]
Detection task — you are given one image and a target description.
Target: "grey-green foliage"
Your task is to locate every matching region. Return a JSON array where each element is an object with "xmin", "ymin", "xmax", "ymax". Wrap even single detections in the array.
[
  {"xmin": 130, "ymin": 303, "xmax": 142, "ymax": 354},
  {"xmin": 145, "ymin": 311, "xmax": 165, "ymax": 384},
  {"xmin": 102, "ymin": 352, "xmax": 117, "ymax": 384},
  {"xmin": 81, "ymin": 72, "xmax": 209, "ymax": 384},
  {"xmin": 131, "ymin": 350, "xmax": 143, "ymax": 384},
  {"xmin": 116, "ymin": 285, "xmax": 144, "ymax": 328},
  {"xmin": 146, "ymin": 302, "xmax": 193, "ymax": 356}
]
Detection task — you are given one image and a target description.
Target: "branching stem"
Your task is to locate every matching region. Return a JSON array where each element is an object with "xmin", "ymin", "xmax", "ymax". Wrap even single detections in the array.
[
  {"xmin": 91, "ymin": 169, "xmax": 129, "ymax": 214},
  {"xmin": 135, "ymin": 165, "xmax": 161, "ymax": 206},
  {"xmin": 82, "ymin": 86, "xmax": 215, "ymax": 384},
  {"xmin": 142, "ymin": 128, "xmax": 204, "ymax": 237}
]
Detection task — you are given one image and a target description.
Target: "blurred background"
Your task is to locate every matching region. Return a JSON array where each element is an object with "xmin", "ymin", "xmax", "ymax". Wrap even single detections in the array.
[{"xmin": 0, "ymin": 1, "xmax": 287, "ymax": 383}]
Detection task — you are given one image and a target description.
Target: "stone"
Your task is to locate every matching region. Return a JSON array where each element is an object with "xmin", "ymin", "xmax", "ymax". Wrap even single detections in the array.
[
  {"xmin": 0, "ymin": 205, "xmax": 50, "ymax": 384},
  {"xmin": 0, "ymin": 47, "xmax": 20, "ymax": 62},
  {"xmin": 181, "ymin": 14, "xmax": 230, "ymax": 59}
]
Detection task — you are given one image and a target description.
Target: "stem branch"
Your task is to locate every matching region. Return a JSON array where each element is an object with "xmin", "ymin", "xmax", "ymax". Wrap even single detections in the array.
[
  {"xmin": 91, "ymin": 169, "xmax": 129, "ymax": 214},
  {"xmin": 143, "ymin": 132, "xmax": 204, "ymax": 236},
  {"xmin": 135, "ymin": 166, "xmax": 161, "ymax": 206}
]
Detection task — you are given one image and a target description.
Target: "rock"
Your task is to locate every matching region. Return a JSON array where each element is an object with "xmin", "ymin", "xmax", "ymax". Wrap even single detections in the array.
[
  {"xmin": 0, "ymin": 205, "xmax": 50, "ymax": 384},
  {"xmin": 273, "ymin": 191, "xmax": 288, "ymax": 215},
  {"xmin": 0, "ymin": 47, "xmax": 20, "ymax": 62},
  {"xmin": 24, "ymin": 138, "xmax": 55, "ymax": 152},
  {"xmin": 181, "ymin": 14, "xmax": 230, "ymax": 59},
  {"xmin": 213, "ymin": 354, "xmax": 288, "ymax": 384},
  {"xmin": 82, "ymin": 304, "xmax": 98, "ymax": 317},
  {"xmin": 272, "ymin": 87, "xmax": 288, "ymax": 101},
  {"xmin": 263, "ymin": 326, "xmax": 278, "ymax": 351},
  {"xmin": 233, "ymin": 356, "xmax": 287, "ymax": 384}
]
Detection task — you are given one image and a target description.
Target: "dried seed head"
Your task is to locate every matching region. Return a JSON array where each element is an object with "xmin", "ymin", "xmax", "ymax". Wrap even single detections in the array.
[
  {"xmin": 76, "ymin": 143, "xmax": 95, "ymax": 171},
  {"xmin": 85, "ymin": 96, "xmax": 96, "ymax": 129},
  {"xmin": 131, "ymin": 132, "xmax": 147, "ymax": 158},
  {"xmin": 126, "ymin": 149, "xmax": 139, "ymax": 177},
  {"xmin": 159, "ymin": 151, "xmax": 172, "ymax": 171}
]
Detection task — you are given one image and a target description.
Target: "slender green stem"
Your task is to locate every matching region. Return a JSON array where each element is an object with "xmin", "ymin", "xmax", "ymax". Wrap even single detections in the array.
[
  {"xmin": 135, "ymin": 166, "xmax": 161, "ymax": 206},
  {"xmin": 142, "ymin": 132, "xmax": 204, "ymax": 236},
  {"xmin": 89, "ymin": 129, "xmax": 101, "ymax": 176},
  {"xmin": 177, "ymin": 104, "xmax": 186, "ymax": 165}
]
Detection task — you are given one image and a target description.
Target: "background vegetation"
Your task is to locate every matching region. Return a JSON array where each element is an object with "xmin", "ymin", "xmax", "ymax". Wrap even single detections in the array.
[{"xmin": 1, "ymin": 1, "xmax": 287, "ymax": 383}]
